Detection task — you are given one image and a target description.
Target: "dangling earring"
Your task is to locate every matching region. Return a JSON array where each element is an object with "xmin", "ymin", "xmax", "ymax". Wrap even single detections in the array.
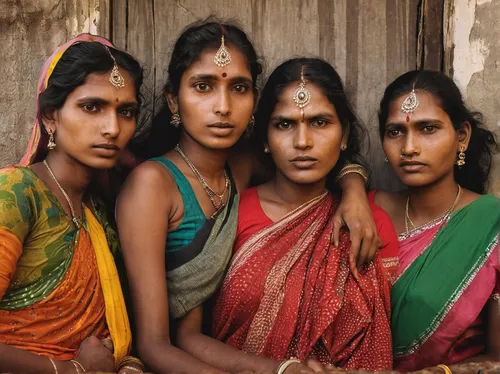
[
  {"xmin": 246, "ymin": 115, "xmax": 255, "ymax": 134},
  {"xmin": 171, "ymin": 112, "xmax": 181, "ymax": 128},
  {"xmin": 47, "ymin": 129, "xmax": 56, "ymax": 150},
  {"xmin": 456, "ymin": 145, "xmax": 466, "ymax": 167},
  {"xmin": 264, "ymin": 145, "xmax": 270, "ymax": 153}
]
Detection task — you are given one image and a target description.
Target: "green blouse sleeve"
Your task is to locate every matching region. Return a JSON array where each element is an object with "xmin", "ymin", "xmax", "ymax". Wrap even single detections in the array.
[{"xmin": 0, "ymin": 167, "xmax": 36, "ymax": 242}]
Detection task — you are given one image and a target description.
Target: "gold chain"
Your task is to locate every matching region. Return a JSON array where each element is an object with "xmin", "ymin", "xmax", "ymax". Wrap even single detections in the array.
[
  {"xmin": 43, "ymin": 160, "xmax": 82, "ymax": 229},
  {"xmin": 405, "ymin": 184, "xmax": 462, "ymax": 234},
  {"xmin": 174, "ymin": 145, "xmax": 230, "ymax": 210}
]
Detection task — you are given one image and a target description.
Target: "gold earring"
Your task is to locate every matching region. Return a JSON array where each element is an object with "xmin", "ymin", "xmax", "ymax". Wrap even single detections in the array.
[
  {"xmin": 341, "ymin": 144, "xmax": 347, "ymax": 151},
  {"xmin": 456, "ymin": 145, "xmax": 466, "ymax": 167},
  {"xmin": 47, "ymin": 129, "xmax": 56, "ymax": 150},
  {"xmin": 264, "ymin": 145, "xmax": 270, "ymax": 153},
  {"xmin": 171, "ymin": 112, "xmax": 181, "ymax": 128},
  {"xmin": 246, "ymin": 115, "xmax": 255, "ymax": 133}
]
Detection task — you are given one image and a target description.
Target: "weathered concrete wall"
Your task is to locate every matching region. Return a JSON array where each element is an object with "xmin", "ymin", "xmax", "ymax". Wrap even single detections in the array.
[
  {"xmin": 0, "ymin": 0, "xmax": 108, "ymax": 167},
  {"xmin": 445, "ymin": 0, "xmax": 500, "ymax": 195}
]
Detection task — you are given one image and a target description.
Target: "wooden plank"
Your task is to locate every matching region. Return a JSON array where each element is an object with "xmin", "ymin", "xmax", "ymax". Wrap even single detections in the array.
[
  {"xmin": 126, "ymin": 0, "xmax": 155, "ymax": 120},
  {"xmin": 112, "ymin": 0, "xmax": 128, "ymax": 49},
  {"xmin": 0, "ymin": 0, "xmax": 108, "ymax": 167},
  {"xmin": 420, "ymin": 0, "xmax": 444, "ymax": 70}
]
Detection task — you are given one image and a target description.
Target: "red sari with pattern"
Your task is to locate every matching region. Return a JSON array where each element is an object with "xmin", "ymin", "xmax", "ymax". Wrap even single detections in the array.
[{"xmin": 213, "ymin": 188, "xmax": 398, "ymax": 370}]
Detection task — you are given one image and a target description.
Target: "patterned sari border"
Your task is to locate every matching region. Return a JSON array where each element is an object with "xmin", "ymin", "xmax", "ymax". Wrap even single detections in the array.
[{"xmin": 394, "ymin": 236, "xmax": 498, "ymax": 356}]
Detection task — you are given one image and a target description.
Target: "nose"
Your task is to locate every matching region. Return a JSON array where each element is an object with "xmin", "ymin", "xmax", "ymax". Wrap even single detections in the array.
[
  {"xmin": 293, "ymin": 122, "xmax": 313, "ymax": 150},
  {"xmin": 402, "ymin": 130, "xmax": 420, "ymax": 156},
  {"xmin": 101, "ymin": 111, "xmax": 120, "ymax": 139},
  {"xmin": 214, "ymin": 88, "xmax": 231, "ymax": 117}
]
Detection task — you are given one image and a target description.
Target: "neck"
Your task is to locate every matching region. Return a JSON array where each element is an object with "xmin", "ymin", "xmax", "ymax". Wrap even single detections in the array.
[
  {"xmin": 407, "ymin": 172, "xmax": 459, "ymax": 221},
  {"xmin": 272, "ymin": 172, "xmax": 327, "ymax": 209},
  {"xmin": 176, "ymin": 133, "xmax": 229, "ymax": 180},
  {"xmin": 45, "ymin": 151, "xmax": 95, "ymax": 202}
]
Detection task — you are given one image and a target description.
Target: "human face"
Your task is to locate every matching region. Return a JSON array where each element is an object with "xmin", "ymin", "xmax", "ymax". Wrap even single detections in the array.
[
  {"xmin": 383, "ymin": 91, "xmax": 467, "ymax": 187},
  {"xmin": 267, "ymin": 82, "xmax": 346, "ymax": 186},
  {"xmin": 45, "ymin": 70, "xmax": 138, "ymax": 169},
  {"xmin": 171, "ymin": 47, "xmax": 255, "ymax": 150}
]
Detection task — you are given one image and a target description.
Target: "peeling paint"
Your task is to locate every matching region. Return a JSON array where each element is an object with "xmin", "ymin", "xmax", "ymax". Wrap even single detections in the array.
[
  {"xmin": 452, "ymin": 0, "xmax": 490, "ymax": 97},
  {"xmin": 476, "ymin": 0, "xmax": 492, "ymax": 4}
]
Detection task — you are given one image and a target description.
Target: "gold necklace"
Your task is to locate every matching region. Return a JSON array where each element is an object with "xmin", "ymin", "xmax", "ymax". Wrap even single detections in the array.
[
  {"xmin": 174, "ymin": 144, "xmax": 230, "ymax": 210},
  {"xmin": 405, "ymin": 184, "xmax": 462, "ymax": 234},
  {"xmin": 43, "ymin": 160, "xmax": 82, "ymax": 229}
]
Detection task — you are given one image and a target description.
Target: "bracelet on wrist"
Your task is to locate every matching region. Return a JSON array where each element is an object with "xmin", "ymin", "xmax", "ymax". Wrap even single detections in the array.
[{"xmin": 276, "ymin": 358, "xmax": 301, "ymax": 374}]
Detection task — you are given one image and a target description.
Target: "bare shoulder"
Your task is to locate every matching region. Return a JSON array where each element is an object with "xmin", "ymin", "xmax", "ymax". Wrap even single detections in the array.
[{"xmin": 117, "ymin": 160, "xmax": 180, "ymax": 214}]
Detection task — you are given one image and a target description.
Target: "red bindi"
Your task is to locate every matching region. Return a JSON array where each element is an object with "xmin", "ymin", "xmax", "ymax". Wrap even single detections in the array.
[
  {"xmin": 406, "ymin": 115, "xmax": 410, "ymax": 123},
  {"xmin": 222, "ymin": 72, "xmax": 227, "ymax": 78}
]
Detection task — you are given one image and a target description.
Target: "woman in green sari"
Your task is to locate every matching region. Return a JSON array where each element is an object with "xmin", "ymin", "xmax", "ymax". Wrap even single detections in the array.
[{"xmin": 371, "ymin": 70, "xmax": 499, "ymax": 371}]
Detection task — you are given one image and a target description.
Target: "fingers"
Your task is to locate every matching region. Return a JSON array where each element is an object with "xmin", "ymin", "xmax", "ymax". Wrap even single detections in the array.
[
  {"xmin": 305, "ymin": 358, "xmax": 326, "ymax": 373},
  {"xmin": 101, "ymin": 337, "xmax": 114, "ymax": 352},
  {"xmin": 331, "ymin": 213, "xmax": 343, "ymax": 247},
  {"xmin": 348, "ymin": 227, "xmax": 361, "ymax": 280}
]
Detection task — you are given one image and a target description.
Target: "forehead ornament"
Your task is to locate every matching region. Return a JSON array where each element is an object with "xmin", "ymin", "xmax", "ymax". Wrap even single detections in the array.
[
  {"xmin": 105, "ymin": 46, "xmax": 125, "ymax": 88},
  {"xmin": 214, "ymin": 25, "xmax": 232, "ymax": 68},
  {"xmin": 401, "ymin": 82, "xmax": 419, "ymax": 114},
  {"xmin": 293, "ymin": 66, "xmax": 311, "ymax": 109}
]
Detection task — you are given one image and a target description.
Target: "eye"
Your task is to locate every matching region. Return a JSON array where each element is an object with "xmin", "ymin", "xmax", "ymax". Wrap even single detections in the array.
[
  {"xmin": 312, "ymin": 119, "xmax": 329, "ymax": 127},
  {"xmin": 233, "ymin": 84, "xmax": 249, "ymax": 93},
  {"xmin": 386, "ymin": 128, "xmax": 402, "ymax": 137},
  {"xmin": 276, "ymin": 122, "xmax": 292, "ymax": 130},
  {"xmin": 194, "ymin": 83, "xmax": 211, "ymax": 92},
  {"xmin": 422, "ymin": 125, "xmax": 437, "ymax": 133},
  {"xmin": 82, "ymin": 103, "xmax": 99, "ymax": 112},
  {"xmin": 119, "ymin": 108, "xmax": 137, "ymax": 118}
]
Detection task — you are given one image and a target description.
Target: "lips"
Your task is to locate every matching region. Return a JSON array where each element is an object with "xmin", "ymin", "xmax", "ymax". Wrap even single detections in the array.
[
  {"xmin": 93, "ymin": 144, "xmax": 120, "ymax": 150},
  {"xmin": 208, "ymin": 122, "xmax": 235, "ymax": 137},
  {"xmin": 400, "ymin": 161, "xmax": 426, "ymax": 172},
  {"xmin": 290, "ymin": 156, "xmax": 318, "ymax": 168}
]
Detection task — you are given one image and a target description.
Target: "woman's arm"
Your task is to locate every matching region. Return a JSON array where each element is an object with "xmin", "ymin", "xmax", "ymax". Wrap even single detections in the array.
[
  {"xmin": 334, "ymin": 173, "xmax": 381, "ymax": 279},
  {"xmin": 116, "ymin": 162, "xmax": 223, "ymax": 374},
  {"xmin": 0, "ymin": 344, "xmax": 75, "ymax": 374}
]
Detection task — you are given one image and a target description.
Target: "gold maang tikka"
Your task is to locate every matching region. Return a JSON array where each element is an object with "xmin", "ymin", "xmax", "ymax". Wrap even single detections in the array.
[
  {"xmin": 401, "ymin": 82, "xmax": 419, "ymax": 117},
  {"xmin": 105, "ymin": 46, "xmax": 125, "ymax": 88},
  {"xmin": 293, "ymin": 66, "xmax": 311, "ymax": 116},
  {"xmin": 213, "ymin": 24, "xmax": 232, "ymax": 68}
]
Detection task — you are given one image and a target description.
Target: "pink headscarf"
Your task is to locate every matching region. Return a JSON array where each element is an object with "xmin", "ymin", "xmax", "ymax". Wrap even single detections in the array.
[{"xmin": 20, "ymin": 33, "xmax": 115, "ymax": 166}]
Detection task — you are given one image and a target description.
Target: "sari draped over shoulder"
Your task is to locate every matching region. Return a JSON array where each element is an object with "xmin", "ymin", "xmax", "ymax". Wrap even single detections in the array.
[
  {"xmin": 0, "ymin": 166, "xmax": 131, "ymax": 363},
  {"xmin": 391, "ymin": 194, "xmax": 500, "ymax": 371},
  {"xmin": 213, "ymin": 188, "xmax": 397, "ymax": 371},
  {"xmin": 151, "ymin": 157, "xmax": 239, "ymax": 319}
]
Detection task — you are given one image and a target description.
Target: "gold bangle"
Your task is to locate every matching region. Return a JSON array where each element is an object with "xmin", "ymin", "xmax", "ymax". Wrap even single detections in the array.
[
  {"xmin": 335, "ymin": 164, "xmax": 369, "ymax": 185},
  {"xmin": 71, "ymin": 359, "xmax": 86, "ymax": 373},
  {"xmin": 276, "ymin": 358, "xmax": 301, "ymax": 374},
  {"xmin": 48, "ymin": 358, "xmax": 59, "ymax": 374},
  {"xmin": 437, "ymin": 364, "xmax": 453, "ymax": 374},
  {"xmin": 116, "ymin": 356, "xmax": 145, "ymax": 372},
  {"xmin": 119, "ymin": 365, "xmax": 144, "ymax": 373}
]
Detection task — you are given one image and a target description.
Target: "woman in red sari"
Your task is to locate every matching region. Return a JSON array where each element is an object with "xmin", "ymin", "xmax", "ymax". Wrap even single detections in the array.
[{"xmin": 213, "ymin": 58, "xmax": 399, "ymax": 371}]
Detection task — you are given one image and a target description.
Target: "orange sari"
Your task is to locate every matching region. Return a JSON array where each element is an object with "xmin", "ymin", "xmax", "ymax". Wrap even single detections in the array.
[{"xmin": 0, "ymin": 228, "xmax": 107, "ymax": 359}]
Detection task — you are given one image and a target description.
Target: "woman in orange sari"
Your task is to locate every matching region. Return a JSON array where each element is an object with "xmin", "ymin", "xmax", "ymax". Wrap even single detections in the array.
[
  {"xmin": 213, "ymin": 58, "xmax": 399, "ymax": 371},
  {"xmin": 0, "ymin": 34, "xmax": 145, "ymax": 373}
]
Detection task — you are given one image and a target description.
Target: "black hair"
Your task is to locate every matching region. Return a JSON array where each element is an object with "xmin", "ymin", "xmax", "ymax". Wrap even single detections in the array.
[
  {"xmin": 131, "ymin": 19, "xmax": 262, "ymax": 158},
  {"xmin": 378, "ymin": 70, "xmax": 498, "ymax": 194},
  {"xmin": 36, "ymin": 41, "xmax": 144, "ymax": 163},
  {"xmin": 252, "ymin": 57, "xmax": 368, "ymax": 193}
]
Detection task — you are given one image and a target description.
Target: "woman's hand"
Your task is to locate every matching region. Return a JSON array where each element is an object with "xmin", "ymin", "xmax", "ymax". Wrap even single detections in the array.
[
  {"xmin": 332, "ymin": 185, "xmax": 381, "ymax": 280},
  {"xmin": 75, "ymin": 336, "xmax": 115, "ymax": 372}
]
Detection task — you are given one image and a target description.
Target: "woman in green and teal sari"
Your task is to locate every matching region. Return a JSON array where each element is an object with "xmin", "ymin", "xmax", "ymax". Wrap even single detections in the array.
[{"xmin": 370, "ymin": 70, "xmax": 500, "ymax": 371}]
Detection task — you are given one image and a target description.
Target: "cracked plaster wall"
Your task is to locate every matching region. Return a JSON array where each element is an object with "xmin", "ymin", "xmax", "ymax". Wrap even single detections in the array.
[{"xmin": 448, "ymin": 0, "xmax": 500, "ymax": 195}]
